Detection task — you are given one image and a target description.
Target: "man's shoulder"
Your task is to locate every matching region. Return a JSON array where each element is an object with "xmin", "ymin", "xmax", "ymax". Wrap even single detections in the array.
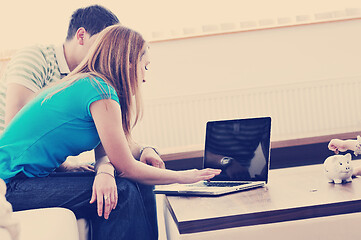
[
  {"xmin": 8, "ymin": 44, "xmax": 59, "ymax": 73},
  {"xmin": 14, "ymin": 44, "xmax": 55, "ymax": 57},
  {"xmin": 3, "ymin": 44, "xmax": 60, "ymax": 90}
]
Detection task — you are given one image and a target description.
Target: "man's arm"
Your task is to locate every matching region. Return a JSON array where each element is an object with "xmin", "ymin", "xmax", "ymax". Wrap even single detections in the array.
[
  {"xmin": 3, "ymin": 46, "xmax": 49, "ymax": 126},
  {"xmin": 128, "ymin": 140, "xmax": 165, "ymax": 168},
  {"xmin": 5, "ymin": 83, "xmax": 35, "ymax": 126}
]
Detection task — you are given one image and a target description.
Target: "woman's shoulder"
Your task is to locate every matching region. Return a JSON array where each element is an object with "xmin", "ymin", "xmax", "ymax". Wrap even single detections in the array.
[
  {"xmin": 77, "ymin": 75, "xmax": 110, "ymax": 87},
  {"xmin": 76, "ymin": 75, "xmax": 118, "ymax": 100}
]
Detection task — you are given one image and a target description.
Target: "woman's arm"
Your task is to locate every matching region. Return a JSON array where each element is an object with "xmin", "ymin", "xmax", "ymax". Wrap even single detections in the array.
[
  {"xmin": 91, "ymin": 144, "xmax": 118, "ymax": 219},
  {"xmin": 90, "ymin": 99, "xmax": 220, "ymax": 185}
]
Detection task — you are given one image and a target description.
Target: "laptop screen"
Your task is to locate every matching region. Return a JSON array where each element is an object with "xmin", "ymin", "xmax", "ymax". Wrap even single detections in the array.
[{"xmin": 204, "ymin": 117, "xmax": 271, "ymax": 183}]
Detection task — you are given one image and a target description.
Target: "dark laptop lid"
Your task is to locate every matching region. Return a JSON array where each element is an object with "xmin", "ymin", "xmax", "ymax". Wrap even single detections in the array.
[{"xmin": 203, "ymin": 117, "xmax": 271, "ymax": 183}]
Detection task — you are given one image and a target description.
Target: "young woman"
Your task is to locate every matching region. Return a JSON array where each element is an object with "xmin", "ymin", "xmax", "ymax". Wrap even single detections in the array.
[{"xmin": 0, "ymin": 25, "xmax": 221, "ymax": 240}]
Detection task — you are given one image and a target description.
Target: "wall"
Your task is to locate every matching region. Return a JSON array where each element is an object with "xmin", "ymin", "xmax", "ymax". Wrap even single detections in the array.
[
  {"xmin": 131, "ymin": 18, "xmax": 361, "ymax": 150},
  {"xmin": 144, "ymin": 19, "xmax": 361, "ymax": 99}
]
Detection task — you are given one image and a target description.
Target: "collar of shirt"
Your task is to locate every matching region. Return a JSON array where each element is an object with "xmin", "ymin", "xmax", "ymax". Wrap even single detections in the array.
[{"xmin": 54, "ymin": 45, "xmax": 70, "ymax": 78}]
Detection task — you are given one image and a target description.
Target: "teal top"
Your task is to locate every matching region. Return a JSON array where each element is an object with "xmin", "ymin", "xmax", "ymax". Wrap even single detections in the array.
[{"xmin": 0, "ymin": 76, "xmax": 119, "ymax": 183}]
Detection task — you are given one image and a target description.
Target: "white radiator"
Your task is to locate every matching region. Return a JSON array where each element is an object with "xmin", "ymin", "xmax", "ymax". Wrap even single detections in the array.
[{"xmin": 132, "ymin": 76, "xmax": 361, "ymax": 150}]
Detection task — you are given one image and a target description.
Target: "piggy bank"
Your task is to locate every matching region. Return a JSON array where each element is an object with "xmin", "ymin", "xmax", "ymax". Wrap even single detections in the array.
[{"xmin": 324, "ymin": 153, "xmax": 353, "ymax": 184}]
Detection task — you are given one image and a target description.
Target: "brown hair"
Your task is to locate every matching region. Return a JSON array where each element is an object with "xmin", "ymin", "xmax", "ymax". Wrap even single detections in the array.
[{"xmin": 48, "ymin": 24, "xmax": 146, "ymax": 137}]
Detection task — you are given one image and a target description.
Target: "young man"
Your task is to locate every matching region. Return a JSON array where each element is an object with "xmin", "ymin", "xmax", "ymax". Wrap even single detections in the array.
[
  {"xmin": 0, "ymin": 5, "xmax": 121, "ymax": 172},
  {"xmin": 1, "ymin": 5, "xmax": 161, "ymax": 239}
]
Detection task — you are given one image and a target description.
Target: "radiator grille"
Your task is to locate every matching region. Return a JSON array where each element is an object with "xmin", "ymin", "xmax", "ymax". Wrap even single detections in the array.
[{"xmin": 132, "ymin": 76, "xmax": 361, "ymax": 149}]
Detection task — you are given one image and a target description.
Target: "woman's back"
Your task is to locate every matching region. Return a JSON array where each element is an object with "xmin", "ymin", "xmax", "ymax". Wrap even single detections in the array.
[{"xmin": 0, "ymin": 77, "xmax": 119, "ymax": 182}]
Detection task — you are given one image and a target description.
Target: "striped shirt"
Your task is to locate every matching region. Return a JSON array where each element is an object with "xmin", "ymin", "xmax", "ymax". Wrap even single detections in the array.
[{"xmin": 0, "ymin": 45, "xmax": 70, "ymax": 133}]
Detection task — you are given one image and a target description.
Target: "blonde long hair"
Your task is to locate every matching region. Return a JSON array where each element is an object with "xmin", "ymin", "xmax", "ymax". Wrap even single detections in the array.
[{"xmin": 48, "ymin": 24, "xmax": 145, "ymax": 137}]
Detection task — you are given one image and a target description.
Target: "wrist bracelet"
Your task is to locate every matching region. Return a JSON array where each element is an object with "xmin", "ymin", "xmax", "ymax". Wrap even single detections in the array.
[
  {"xmin": 355, "ymin": 136, "xmax": 361, "ymax": 156},
  {"xmin": 96, "ymin": 171, "xmax": 115, "ymax": 179},
  {"xmin": 140, "ymin": 146, "xmax": 160, "ymax": 157}
]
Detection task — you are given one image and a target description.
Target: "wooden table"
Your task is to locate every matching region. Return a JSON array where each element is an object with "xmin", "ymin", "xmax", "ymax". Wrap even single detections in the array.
[{"xmin": 162, "ymin": 160, "xmax": 361, "ymax": 238}]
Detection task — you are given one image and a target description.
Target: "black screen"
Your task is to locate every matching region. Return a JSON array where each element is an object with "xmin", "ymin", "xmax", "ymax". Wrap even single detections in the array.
[{"xmin": 204, "ymin": 117, "xmax": 271, "ymax": 182}]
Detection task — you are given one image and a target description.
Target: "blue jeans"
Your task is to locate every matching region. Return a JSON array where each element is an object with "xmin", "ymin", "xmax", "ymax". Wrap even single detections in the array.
[{"xmin": 5, "ymin": 172, "xmax": 158, "ymax": 240}]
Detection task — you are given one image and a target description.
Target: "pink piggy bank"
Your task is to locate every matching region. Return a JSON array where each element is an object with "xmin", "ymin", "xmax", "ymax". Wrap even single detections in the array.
[{"xmin": 324, "ymin": 153, "xmax": 353, "ymax": 184}]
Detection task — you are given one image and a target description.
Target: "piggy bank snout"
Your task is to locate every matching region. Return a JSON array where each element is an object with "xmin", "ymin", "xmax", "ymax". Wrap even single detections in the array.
[
  {"xmin": 334, "ymin": 163, "xmax": 352, "ymax": 173},
  {"xmin": 338, "ymin": 161, "xmax": 352, "ymax": 171}
]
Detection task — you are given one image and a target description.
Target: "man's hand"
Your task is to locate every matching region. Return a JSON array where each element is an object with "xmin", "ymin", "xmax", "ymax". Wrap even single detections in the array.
[
  {"xmin": 139, "ymin": 148, "xmax": 165, "ymax": 169},
  {"xmin": 90, "ymin": 172, "xmax": 118, "ymax": 219},
  {"xmin": 57, "ymin": 158, "xmax": 94, "ymax": 172}
]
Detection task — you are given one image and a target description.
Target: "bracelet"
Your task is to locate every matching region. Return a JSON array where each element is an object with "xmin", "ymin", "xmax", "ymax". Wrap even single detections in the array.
[
  {"xmin": 96, "ymin": 171, "xmax": 115, "ymax": 179},
  {"xmin": 139, "ymin": 146, "xmax": 160, "ymax": 157},
  {"xmin": 355, "ymin": 136, "xmax": 361, "ymax": 156}
]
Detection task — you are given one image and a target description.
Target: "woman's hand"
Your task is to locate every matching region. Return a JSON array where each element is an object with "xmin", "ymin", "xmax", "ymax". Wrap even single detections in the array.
[
  {"xmin": 328, "ymin": 139, "xmax": 351, "ymax": 154},
  {"xmin": 353, "ymin": 166, "xmax": 361, "ymax": 176},
  {"xmin": 140, "ymin": 148, "xmax": 165, "ymax": 169},
  {"xmin": 90, "ymin": 173, "xmax": 118, "ymax": 219},
  {"xmin": 177, "ymin": 168, "xmax": 222, "ymax": 184}
]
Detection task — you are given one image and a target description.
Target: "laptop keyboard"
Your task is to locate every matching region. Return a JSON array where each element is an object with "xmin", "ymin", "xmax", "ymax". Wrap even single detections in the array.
[{"xmin": 204, "ymin": 181, "xmax": 248, "ymax": 187}]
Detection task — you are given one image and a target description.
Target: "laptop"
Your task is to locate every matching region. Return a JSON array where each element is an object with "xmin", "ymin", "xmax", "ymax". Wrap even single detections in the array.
[{"xmin": 154, "ymin": 117, "xmax": 271, "ymax": 196}]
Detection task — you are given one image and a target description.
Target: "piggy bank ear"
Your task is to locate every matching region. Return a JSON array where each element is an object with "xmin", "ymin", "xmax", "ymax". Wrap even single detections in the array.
[{"xmin": 345, "ymin": 153, "xmax": 352, "ymax": 161}]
